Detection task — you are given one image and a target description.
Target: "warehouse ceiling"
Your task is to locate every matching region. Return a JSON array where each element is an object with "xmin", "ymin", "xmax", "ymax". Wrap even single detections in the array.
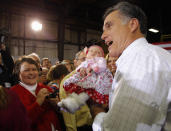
[
  {"xmin": 0, "ymin": 0, "xmax": 170, "ymax": 42},
  {"xmin": 63, "ymin": 0, "xmax": 170, "ymax": 43}
]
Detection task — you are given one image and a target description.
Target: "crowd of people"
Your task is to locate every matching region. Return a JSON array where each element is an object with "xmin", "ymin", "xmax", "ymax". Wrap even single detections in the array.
[
  {"xmin": 1, "ymin": 1, "xmax": 171, "ymax": 131},
  {"xmin": 0, "ymin": 41, "xmax": 117, "ymax": 131}
]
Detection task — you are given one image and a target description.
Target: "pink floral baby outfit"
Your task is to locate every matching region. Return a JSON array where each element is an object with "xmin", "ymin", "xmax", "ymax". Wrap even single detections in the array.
[{"xmin": 64, "ymin": 57, "xmax": 113, "ymax": 104}]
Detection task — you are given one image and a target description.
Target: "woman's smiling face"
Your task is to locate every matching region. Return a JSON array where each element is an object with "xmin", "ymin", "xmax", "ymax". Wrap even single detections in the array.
[{"xmin": 19, "ymin": 62, "xmax": 39, "ymax": 85}]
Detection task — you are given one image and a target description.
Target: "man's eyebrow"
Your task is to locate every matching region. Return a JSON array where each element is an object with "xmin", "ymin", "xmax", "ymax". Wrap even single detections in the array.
[
  {"xmin": 103, "ymin": 21, "xmax": 112, "ymax": 30},
  {"xmin": 105, "ymin": 21, "xmax": 112, "ymax": 26}
]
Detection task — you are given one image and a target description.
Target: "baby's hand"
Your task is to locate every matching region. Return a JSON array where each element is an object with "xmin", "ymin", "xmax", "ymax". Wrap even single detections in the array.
[
  {"xmin": 86, "ymin": 67, "xmax": 93, "ymax": 76},
  {"xmin": 79, "ymin": 67, "xmax": 87, "ymax": 77}
]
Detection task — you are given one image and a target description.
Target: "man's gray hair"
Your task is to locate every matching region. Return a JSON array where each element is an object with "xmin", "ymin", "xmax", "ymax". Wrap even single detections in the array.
[{"xmin": 103, "ymin": 1, "xmax": 147, "ymax": 35}]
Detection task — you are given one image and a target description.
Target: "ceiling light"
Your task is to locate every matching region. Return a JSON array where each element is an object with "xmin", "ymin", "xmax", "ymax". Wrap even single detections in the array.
[
  {"xmin": 31, "ymin": 21, "xmax": 42, "ymax": 31},
  {"xmin": 148, "ymin": 28, "xmax": 159, "ymax": 33}
]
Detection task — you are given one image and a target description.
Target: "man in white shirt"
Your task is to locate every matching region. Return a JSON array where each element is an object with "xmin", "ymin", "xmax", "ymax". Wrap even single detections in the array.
[{"xmin": 92, "ymin": 1, "xmax": 171, "ymax": 131}]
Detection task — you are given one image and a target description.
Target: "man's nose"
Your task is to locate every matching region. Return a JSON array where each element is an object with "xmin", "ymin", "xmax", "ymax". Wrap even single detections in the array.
[
  {"xmin": 101, "ymin": 32, "xmax": 107, "ymax": 42},
  {"xmin": 101, "ymin": 32, "xmax": 105, "ymax": 40}
]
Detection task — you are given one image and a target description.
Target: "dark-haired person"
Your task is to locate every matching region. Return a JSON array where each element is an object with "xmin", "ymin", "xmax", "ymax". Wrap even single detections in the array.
[
  {"xmin": 0, "ymin": 85, "xmax": 31, "ymax": 131},
  {"xmin": 11, "ymin": 57, "xmax": 61, "ymax": 131},
  {"xmin": 92, "ymin": 1, "xmax": 171, "ymax": 131},
  {"xmin": 47, "ymin": 64, "xmax": 70, "ymax": 131},
  {"xmin": 47, "ymin": 64, "xmax": 69, "ymax": 91},
  {"xmin": 0, "ymin": 44, "xmax": 14, "ymax": 87}
]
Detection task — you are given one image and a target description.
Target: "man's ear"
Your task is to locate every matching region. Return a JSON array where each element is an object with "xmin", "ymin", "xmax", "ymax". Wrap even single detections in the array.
[{"xmin": 129, "ymin": 18, "xmax": 139, "ymax": 33}]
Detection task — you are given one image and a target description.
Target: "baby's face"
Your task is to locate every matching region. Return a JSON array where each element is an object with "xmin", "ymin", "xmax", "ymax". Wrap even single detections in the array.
[{"xmin": 87, "ymin": 46, "xmax": 103, "ymax": 59}]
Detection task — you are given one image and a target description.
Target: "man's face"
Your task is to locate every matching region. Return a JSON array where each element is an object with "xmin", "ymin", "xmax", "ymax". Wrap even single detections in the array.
[
  {"xmin": 42, "ymin": 59, "xmax": 51, "ymax": 69},
  {"xmin": 74, "ymin": 51, "xmax": 86, "ymax": 67},
  {"xmin": 101, "ymin": 10, "xmax": 130, "ymax": 57},
  {"xmin": 39, "ymin": 67, "xmax": 48, "ymax": 83}
]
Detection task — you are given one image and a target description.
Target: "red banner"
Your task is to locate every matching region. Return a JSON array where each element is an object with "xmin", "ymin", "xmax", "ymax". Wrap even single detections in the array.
[{"xmin": 152, "ymin": 42, "xmax": 171, "ymax": 53}]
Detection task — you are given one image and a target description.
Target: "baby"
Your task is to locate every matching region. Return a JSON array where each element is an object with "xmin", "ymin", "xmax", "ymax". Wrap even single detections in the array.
[{"xmin": 58, "ymin": 45, "xmax": 113, "ymax": 113}]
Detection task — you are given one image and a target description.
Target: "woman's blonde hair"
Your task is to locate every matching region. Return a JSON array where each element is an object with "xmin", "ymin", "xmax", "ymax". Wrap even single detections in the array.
[{"xmin": 105, "ymin": 53, "xmax": 109, "ymax": 62}]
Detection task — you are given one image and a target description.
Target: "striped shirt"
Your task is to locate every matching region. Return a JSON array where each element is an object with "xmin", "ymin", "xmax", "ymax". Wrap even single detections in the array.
[{"xmin": 93, "ymin": 37, "xmax": 171, "ymax": 131}]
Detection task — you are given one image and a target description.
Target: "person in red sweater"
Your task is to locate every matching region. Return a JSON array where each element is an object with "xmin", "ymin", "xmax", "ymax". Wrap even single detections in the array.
[
  {"xmin": 11, "ymin": 56, "xmax": 62, "ymax": 131},
  {"xmin": 0, "ymin": 85, "xmax": 31, "ymax": 131}
]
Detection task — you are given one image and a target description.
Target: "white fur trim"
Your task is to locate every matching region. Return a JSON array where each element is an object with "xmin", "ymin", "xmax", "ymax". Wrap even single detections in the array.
[{"xmin": 58, "ymin": 92, "xmax": 89, "ymax": 113}]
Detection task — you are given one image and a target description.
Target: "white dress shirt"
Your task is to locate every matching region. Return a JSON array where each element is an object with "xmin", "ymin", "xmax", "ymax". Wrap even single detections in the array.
[{"xmin": 93, "ymin": 37, "xmax": 171, "ymax": 131}]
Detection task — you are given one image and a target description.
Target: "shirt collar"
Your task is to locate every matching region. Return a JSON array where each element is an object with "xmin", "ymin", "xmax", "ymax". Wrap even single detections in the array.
[
  {"xmin": 19, "ymin": 82, "xmax": 37, "ymax": 96},
  {"xmin": 116, "ymin": 37, "xmax": 148, "ymax": 66}
]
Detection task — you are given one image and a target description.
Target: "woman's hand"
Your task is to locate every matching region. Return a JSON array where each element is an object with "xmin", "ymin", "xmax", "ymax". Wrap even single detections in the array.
[
  {"xmin": 48, "ymin": 96, "xmax": 60, "ymax": 107},
  {"xmin": 36, "ymin": 88, "xmax": 50, "ymax": 106}
]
